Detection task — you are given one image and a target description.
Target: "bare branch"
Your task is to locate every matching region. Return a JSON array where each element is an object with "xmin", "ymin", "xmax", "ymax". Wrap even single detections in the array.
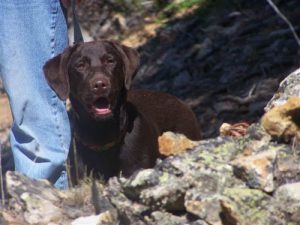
[
  {"xmin": 0, "ymin": 145, "xmax": 6, "ymax": 207},
  {"xmin": 266, "ymin": 0, "xmax": 300, "ymax": 48}
]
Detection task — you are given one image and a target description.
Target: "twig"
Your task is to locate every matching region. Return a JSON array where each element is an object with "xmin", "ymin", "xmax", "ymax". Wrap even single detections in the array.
[
  {"xmin": 66, "ymin": 159, "xmax": 73, "ymax": 189},
  {"xmin": 91, "ymin": 179, "xmax": 101, "ymax": 214},
  {"xmin": 73, "ymin": 137, "xmax": 80, "ymax": 185},
  {"xmin": 0, "ymin": 145, "xmax": 6, "ymax": 207},
  {"xmin": 219, "ymin": 94, "xmax": 258, "ymax": 105},
  {"xmin": 266, "ymin": 0, "xmax": 300, "ymax": 48},
  {"xmin": 291, "ymin": 136, "xmax": 298, "ymax": 158},
  {"xmin": 247, "ymin": 83, "xmax": 257, "ymax": 98}
]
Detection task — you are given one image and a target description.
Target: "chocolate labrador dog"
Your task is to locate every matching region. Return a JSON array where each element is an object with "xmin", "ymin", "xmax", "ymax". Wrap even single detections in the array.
[{"xmin": 44, "ymin": 40, "xmax": 201, "ymax": 181}]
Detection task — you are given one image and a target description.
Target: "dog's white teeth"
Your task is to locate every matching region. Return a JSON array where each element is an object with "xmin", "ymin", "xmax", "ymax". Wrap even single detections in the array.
[
  {"xmin": 92, "ymin": 97, "xmax": 112, "ymax": 115},
  {"xmin": 94, "ymin": 108, "xmax": 112, "ymax": 115}
]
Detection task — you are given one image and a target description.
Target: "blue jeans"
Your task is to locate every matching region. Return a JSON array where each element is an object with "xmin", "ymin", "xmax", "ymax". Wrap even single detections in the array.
[{"xmin": 0, "ymin": 0, "xmax": 71, "ymax": 189}]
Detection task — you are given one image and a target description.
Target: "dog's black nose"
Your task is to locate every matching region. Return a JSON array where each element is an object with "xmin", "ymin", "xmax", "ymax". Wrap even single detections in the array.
[{"xmin": 92, "ymin": 79, "xmax": 109, "ymax": 93}]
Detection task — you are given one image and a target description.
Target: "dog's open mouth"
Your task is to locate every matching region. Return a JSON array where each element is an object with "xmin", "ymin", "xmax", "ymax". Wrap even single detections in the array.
[{"xmin": 92, "ymin": 97, "xmax": 112, "ymax": 115}]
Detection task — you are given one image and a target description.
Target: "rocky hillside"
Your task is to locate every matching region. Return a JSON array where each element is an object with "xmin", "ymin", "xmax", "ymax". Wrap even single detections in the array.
[{"xmin": 2, "ymin": 68, "xmax": 300, "ymax": 224}]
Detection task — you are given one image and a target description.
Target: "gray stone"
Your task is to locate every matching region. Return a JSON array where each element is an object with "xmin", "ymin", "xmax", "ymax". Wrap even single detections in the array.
[{"xmin": 273, "ymin": 182, "xmax": 300, "ymax": 223}]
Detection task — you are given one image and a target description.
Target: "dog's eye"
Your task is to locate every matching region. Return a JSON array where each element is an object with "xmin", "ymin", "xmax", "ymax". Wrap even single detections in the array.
[
  {"xmin": 76, "ymin": 62, "xmax": 85, "ymax": 71},
  {"xmin": 105, "ymin": 55, "xmax": 115, "ymax": 65}
]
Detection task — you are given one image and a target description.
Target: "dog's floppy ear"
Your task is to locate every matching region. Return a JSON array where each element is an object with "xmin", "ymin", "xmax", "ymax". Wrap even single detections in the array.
[
  {"xmin": 110, "ymin": 41, "xmax": 140, "ymax": 90},
  {"xmin": 43, "ymin": 46, "xmax": 76, "ymax": 100}
]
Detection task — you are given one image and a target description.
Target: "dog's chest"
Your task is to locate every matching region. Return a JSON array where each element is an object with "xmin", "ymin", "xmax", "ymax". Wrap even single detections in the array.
[{"xmin": 76, "ymin": 141, "xmax": 122, "ymax": 179}]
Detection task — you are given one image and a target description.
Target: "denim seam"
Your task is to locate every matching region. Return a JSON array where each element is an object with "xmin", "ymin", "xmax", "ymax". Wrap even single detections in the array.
[
  {"xmin": 50, "ymin": 0, "xmax": 58, "ymax": 57},
  {"xmin": 49, "ymin": 0, "xmax": 67, "ymax": 160}
]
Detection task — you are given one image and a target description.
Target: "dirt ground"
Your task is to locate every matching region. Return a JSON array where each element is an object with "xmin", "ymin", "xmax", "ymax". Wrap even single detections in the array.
[{"xmin": 0, "ymin": 95, "xmax": 12, "ymax": 148}]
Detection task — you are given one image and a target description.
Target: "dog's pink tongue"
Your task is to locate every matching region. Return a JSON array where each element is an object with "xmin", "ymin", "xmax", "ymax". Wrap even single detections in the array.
[
  {"xmin": 94, "ymin": 98, "xmax": 111, "ymax": 115},
  {"xmin": 95, "ymin": 108, "xmax": 111, "ymax": 115}
]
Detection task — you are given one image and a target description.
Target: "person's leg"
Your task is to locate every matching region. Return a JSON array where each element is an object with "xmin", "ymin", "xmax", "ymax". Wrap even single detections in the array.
[{"xmin": 0, "ymin": 0, "xmax": 71, "ymax": 189}]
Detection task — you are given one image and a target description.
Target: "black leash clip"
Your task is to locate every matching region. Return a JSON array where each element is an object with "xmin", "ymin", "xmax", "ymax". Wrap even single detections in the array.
[{"xmin": 71, "ymin": 0, "xmax": 84, "ymax": 44}]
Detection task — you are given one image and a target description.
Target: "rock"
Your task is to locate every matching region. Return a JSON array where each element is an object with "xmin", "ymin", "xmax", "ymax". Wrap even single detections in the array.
[
  {"xmin": 139, "ymin": 177, "xmax": 188, "ymax": 211},
  {"xmin": 3, "ymin": 171, "xmax": 99, "ymax": 225},
  {"xmin": 265, "ymin": 68, "xmax": 300, "ymax": 111},
  {"xmin": 122, "ymin": 169, "xmax": 160, "ymax": 199},
  {"xmin": 274, "ymin": 151, "xmax": 300, "ymax": 186},
  {"xmin": 145, "ymin": 211, "xmax": 188, "ymax": 225},
  {"xmin": 158, "ymin": 132, "xmax": 197, "ymax": 156},
  {"xmin": 2, "ymin": 119, "xmax": 300, "ymax": 225},
  {"xmin": 273, "ymin": 182, "xmax": 300, "ymax": 223},
  {"xmin": 22, "ymin": 192, "xmax": 63, "ymax": 225},
  {"xmin": 261, "ymin": 97, "xmax": 300, "ymax": 141},
  {"xmin": 220, "ymin": 188, "xmax": 271, "ymax": 225},
  {"xmin": 5, "ymin": 171, "xmax": 64, "ymax": 225},
  {"xmin": 104, "ymin": 177, "xmax": 150, "ymax": 224},
  {"xmin": 185, "ymin": 188, "xmax": 222, "ymax": 224},
  {"xmin": 194, "ymin": 38, "xmax": 214, "ymax": 61},
  {"xmin": 172, "ymin": 70, "xmax": 192, "ymax": 89},
  {"xmin": 231, "ymin": 150, "xmax": 276, "ymax": 192},
  {"xmin": 71, "ymin": 211, "xmax": 117, "ymax": 225},
  {"xmin": 220, "ymin": 11, "xmax": 243, "ymax": 27}
]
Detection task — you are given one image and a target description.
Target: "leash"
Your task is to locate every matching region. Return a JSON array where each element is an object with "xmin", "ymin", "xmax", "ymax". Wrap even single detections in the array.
[{"xmin": 71, "ymin": 0, "xmax": 84, "ymax": 44}]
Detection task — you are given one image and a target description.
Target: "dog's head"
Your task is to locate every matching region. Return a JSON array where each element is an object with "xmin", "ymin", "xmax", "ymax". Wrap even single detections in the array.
[{"xmin": 43, "ymin": 40, "xmax": 139, "ymax": 120}]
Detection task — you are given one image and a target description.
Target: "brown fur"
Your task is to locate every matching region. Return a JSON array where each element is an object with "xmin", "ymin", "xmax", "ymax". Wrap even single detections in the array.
[{"xmin": 43, "ymin": 40, "xmax": 201, "ymax": 181}]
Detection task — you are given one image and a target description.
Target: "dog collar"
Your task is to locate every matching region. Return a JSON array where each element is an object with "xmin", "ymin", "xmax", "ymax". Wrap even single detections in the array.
[
  {"xmin": 87, "ymin": 139, "xmax": 121, "ymax": 152},
  {"xmin": 71, "ymin": 107, "xmax": 128, "ymax": 152},
  {"xmin": 73, "ymin": 129, "xmax": 123, "ymax": 152}
]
